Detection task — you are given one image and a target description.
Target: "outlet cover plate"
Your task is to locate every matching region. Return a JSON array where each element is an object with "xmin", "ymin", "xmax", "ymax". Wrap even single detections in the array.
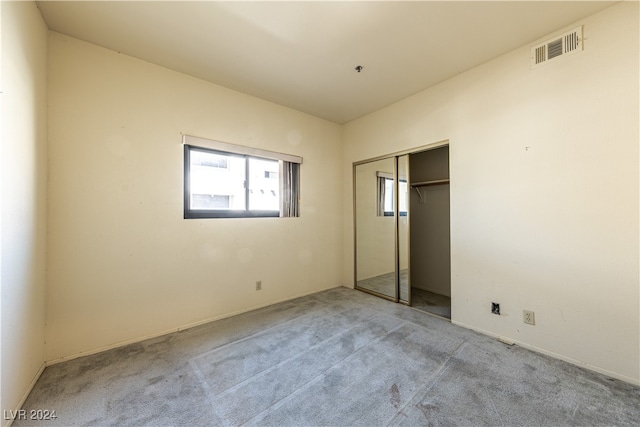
[{"xmin": 523, "ymin": 310, "xmax": 535, "ymax": 325}]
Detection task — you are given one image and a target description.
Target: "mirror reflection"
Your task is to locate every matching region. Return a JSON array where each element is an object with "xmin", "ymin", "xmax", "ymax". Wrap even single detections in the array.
[
  {"xmin": 397, "ymin": 154, "xmax": 410, "ymax": 303},
  {"xmin": 355, "ymin": 157, "xmax": 397, "ymax": 300}
]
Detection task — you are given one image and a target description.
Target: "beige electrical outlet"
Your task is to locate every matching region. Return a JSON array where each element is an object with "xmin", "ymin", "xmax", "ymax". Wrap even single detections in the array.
[{"xmin": 523, "ymin": 310, "xmax": 535, "ymax": 325}]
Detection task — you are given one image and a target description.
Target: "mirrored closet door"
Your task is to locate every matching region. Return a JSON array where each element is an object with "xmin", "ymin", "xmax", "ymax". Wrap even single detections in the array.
[
  {"xmin": 397, "ymin": 155, "xmax": 410, "ymax": 304},
  {"xmin": 354, "ymin": 155, "xmax": 410, "ymax": 304},
  {"xmin": 354, "ymin": 157, "xmax": 398, "ymax": 300},
  {"xmin": 354, "ymin": 144, "xmax": 451, "ymax": 318}
]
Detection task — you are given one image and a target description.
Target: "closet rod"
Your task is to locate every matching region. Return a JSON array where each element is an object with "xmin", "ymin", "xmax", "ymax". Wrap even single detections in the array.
[{"xmin": 410, "ymin": 179, "xmax": 450, "ymax": 187}]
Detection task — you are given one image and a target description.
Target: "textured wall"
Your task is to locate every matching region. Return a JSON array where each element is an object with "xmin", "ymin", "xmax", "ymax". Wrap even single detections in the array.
[
  {"xmin": 343, "ymin": 2, "xmax": 639, "ymax": 383},
  {"xmin": 1, "ymin": 1, "xmax": 48, "ymax": 421},
  {"xmin": 46, "ymin": 32, "xmax": 343, "ymax": 362}
]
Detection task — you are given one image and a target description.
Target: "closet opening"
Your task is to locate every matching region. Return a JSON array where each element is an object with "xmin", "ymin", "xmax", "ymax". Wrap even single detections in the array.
[
  {"xmin": 408, "ymin": 146, "xmax": 450, "ymax": 319},
  {"xmin": 353, "ymin": 143, "xmax": 451, "ymax": 320}
]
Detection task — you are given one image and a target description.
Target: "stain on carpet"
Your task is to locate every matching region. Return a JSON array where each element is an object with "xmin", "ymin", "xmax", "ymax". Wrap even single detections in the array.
[{"xmin": 390, "ymin": 383, "xmax": 401, "ymax": 409}]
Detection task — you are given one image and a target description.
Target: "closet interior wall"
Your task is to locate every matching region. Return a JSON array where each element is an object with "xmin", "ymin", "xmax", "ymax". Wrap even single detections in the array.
[{"xmin": 409, "ymin": 147, "xmax": 451, "ymax": 298}]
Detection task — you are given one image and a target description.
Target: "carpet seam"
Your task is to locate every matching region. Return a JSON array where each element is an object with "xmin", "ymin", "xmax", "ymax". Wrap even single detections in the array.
[
  {"xmin": 387, "ymin": 340, "xmax": 467, "ymax": 426},
  {"xmin": 207, "ymin": 312, "xmax": 393, "ymax": 402},
  {"xmin": 240, "ymin": 321, "xmax": 409, "ymax": 426}
]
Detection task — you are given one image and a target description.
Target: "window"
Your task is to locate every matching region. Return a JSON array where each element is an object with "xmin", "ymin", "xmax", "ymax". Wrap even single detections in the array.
[
  {"xmin": 183, "ymin": 135, "xmax": 301, "ymax": 219},
  {"xmin": 377, "ymin": 173, "xmax": 408, "ymax": 217}
]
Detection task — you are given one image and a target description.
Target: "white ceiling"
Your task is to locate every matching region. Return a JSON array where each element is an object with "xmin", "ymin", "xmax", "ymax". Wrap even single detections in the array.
[{"xmin": 37, "ymin": 1, "xmax": 616, "ymax": 124}]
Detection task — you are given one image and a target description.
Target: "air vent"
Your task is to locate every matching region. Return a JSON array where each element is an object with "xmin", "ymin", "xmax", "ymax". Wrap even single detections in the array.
[{"xmin": 531, "ymin": 26, "xmax": 583, "ymax": 68}]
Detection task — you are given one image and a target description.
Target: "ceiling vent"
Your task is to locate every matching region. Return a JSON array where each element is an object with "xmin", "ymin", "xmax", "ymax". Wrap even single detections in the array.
[{"xmin": 531, "ymin": 26, "xmax": 583, "ymax": 68}]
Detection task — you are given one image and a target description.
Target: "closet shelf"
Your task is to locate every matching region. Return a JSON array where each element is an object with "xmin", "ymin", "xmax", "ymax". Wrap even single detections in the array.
[{"xmin": 410, "ymin": 179, "xmax": 449, "ymax": 187}]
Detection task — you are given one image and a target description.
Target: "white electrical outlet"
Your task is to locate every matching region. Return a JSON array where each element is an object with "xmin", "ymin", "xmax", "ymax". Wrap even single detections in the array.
[
  {"xmin": 256, "ymin": 280, "xmax": 262, "ymax": 291},
  {"xmin": 523, "ymin": 310, "xmax": 535, "ymax": 325}
]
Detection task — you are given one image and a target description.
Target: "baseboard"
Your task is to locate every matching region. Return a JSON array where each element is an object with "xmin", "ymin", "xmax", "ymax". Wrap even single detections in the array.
[
  {"xmin": 451, "ymin": 319, "xmax": 640, "ymax": 387},
  {"xmin": 46, "ymin": 284, "xmax": 342, "ymax": 367},
  {"xmin": 2, "ymin": 362, "xmax": 46, "ymax": 427}
]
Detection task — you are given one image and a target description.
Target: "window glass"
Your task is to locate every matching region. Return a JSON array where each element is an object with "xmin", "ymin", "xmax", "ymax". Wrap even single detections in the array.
[
  {"xmin": 399, "ymin": 180, "xmax": 408, "ymax": 214},
  {"xmin": 184, "ymin": 144, "xmax": 299, "ymax": 219},
  {"xmin": 248, "ymin": 157, "xmax": 280, "ymax": 211},
  {"xmin": 382, "ymin": 178, "xmax": 408, "ymax": 217},
  {"xmin": 189, "ymin": 150, "xmax": 246, "ymax": 210}
]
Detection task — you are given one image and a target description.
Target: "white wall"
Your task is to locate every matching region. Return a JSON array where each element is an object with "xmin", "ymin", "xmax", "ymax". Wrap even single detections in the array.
[
  {"xmin": 343, "ymin": 2, "xmax": 639, "ymax": 384},
  {"xmin": 1, "ymin": 1, "xmax": 48, "ymax": 421},
  {"xmin": 46, "ymin": 33, "xmax": 343, "ymax": 362}
]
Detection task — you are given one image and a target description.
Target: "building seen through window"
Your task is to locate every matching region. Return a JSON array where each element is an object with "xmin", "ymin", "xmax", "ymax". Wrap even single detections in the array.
[{"xmin": 183, "ymin": 137, "xmax": 300, "ymax": 218}]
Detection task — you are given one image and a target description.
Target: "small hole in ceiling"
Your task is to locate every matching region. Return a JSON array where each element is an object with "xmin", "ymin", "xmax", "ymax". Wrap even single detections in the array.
[{"xmin": 355, "ymin": 65, "xmax": 363, "ymax": 73}]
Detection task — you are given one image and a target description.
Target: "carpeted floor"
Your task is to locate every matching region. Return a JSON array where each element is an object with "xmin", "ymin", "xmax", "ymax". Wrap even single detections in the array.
[
  {"xmin": 14, "ymin": 287, "xmax": 640, "ymax": 426},
  {"xmin": 411, "ymin": 288, "xmax": 451, "ymax": 319}
]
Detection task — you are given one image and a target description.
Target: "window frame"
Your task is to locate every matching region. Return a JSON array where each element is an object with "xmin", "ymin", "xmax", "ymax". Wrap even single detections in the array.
[
  {"xmin": 377, "ymin": 173, "xmax": 408, "ymax": 217},
  {"xmin": 183, "ymin": 135, "xmax": 301, "ymax": 219}
]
